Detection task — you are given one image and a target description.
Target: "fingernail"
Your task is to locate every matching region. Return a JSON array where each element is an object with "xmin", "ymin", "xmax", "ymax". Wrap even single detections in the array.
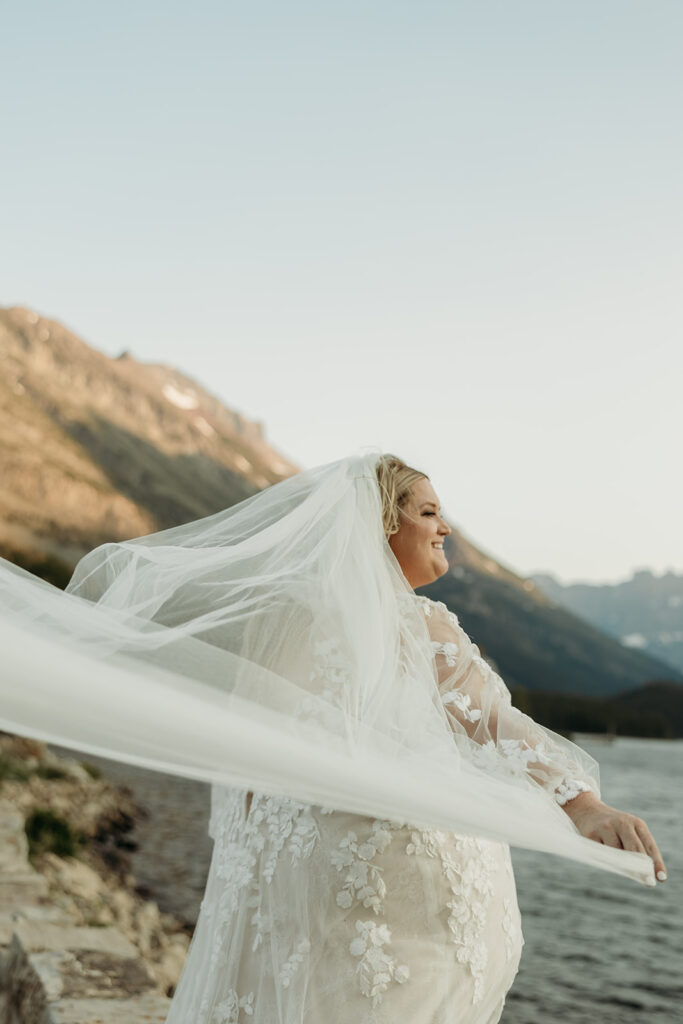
[{"xmin": 657, "ymin": 870, "xmax": 667, "ymax": 882}]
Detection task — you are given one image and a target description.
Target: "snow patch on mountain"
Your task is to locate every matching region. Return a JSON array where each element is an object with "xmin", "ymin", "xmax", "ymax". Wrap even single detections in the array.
[
  {"xmin": 162, "ymin": 383, "xmax": 199, "ymax": 410},
  {"xmin": 621, "ymin": 633, "xmax": 648, "ymax": 649}
]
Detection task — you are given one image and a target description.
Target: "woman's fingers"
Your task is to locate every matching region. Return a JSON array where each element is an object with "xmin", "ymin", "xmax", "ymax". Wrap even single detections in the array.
[
  {"xmin": 634, "ymin": 819, "xmax": 667, "ymax": 880},
  {"xmin": 612, "ymin": 815, "xmax": 667, "ymax": 880},
  {"xmin": 590, "ymin": 823, "xmax": 622, "ymax": 848},
  {"xmin": 617, "ymin": 823, "xmax": 648, "ymax": 856},
  {"xmin": 584, "ymin": 809, "xmax": 667, "ymax": 881}
]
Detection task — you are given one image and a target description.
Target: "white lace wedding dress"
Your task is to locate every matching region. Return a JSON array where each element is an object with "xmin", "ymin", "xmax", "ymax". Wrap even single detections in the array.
[{"xmin": 165, "ymin": 595, "xmax": 595, "ymax": 1024}]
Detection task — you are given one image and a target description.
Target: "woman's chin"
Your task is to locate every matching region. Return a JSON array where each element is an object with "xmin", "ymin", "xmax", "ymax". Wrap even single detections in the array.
[
  {"xmin": 433, "ymin": 554, "xmax": 449, "ymax": 579},
  {"xmin": 418, "ymin": 557, "xmax": 449, "ymax": 587}
]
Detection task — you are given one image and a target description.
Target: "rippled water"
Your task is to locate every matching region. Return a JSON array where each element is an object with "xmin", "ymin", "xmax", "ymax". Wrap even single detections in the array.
[
  {"xmin": 54, "ymin": 737, "xmax": 682, "ymax": 1021},
  {"xmin": 505, "ymin": 737, "xmax": 683, "ymax": 1023}
]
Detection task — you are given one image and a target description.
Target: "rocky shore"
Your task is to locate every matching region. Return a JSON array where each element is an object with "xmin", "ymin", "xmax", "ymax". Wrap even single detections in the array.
[{"xmin": 0, "ymin": 734, "xmax": 190, "ymax": 1022}]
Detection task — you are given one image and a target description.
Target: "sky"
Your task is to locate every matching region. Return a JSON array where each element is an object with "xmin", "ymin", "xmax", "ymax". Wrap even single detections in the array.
[{"xmin": 2, "ymin": 1, "xmax": 682, "ymax": 585}]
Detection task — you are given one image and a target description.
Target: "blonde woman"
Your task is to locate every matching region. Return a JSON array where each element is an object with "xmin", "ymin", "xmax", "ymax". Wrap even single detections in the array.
[
  {"xmin": 162, "ymin": 455, "xmax": 665, "ymax": 1024},
  {"xmin": 0, "ymin": 451, "xmax": 664, "ymax": 1024}
]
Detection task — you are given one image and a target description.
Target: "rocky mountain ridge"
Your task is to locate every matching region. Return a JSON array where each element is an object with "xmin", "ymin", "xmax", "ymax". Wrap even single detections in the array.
[
  {"xmin": 533, "ymin": 569, "xmax": 683, "ymax": 675},
  {"xmin": 0, "ymin": 305, "xmax": 297, "ymax": 581}
]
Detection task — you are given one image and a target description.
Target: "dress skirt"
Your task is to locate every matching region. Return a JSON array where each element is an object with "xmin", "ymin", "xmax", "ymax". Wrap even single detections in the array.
[{"xmin": 165, "ymin": 789, "xmax": 524, "ymax": 1024}]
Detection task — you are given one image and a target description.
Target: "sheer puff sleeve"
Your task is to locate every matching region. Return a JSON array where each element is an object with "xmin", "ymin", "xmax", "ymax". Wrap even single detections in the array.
[{"xmin": 416, "ymin": 596, "xmax": 597, "ymax": 807}]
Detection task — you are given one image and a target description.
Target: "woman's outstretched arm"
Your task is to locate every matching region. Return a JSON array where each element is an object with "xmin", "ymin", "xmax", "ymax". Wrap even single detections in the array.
[{"xmin": 419, "ymin": 596, "xmax": 667, "ymax": 881}]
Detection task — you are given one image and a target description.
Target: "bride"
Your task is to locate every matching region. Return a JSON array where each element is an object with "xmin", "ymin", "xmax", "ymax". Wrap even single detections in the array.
[
  {"xmin": 0, "ymin": 450, "xmax": 665, "ymax": 1024},
  {"xmin": 162, "ymin": 455, "xmax": 665, "ymax": 1024}
]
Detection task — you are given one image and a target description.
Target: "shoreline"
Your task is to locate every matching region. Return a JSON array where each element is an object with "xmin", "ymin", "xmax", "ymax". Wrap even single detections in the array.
[{"xmin": 0, "ymin": 733, "xmax": 191, "ymax": 996}]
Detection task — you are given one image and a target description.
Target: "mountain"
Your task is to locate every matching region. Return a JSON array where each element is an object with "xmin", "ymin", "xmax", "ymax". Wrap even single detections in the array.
[
  {"xmin": 0, "ymin": 305, "xmax": 297, "ymax": 584},
  {"xmin": 2, "ymin": 303, "xmax": 680, "ymax": 703},
  {"xmin": 533, "ymin": 570, "xmax": 683, "ymax": 676},
  {"xmin": 420, "ymin": 535, "xmax": 683, "ymax": 697},
  {"xmin": 513, "ymin": 680, "xmax": 683, "ymax": 739}
]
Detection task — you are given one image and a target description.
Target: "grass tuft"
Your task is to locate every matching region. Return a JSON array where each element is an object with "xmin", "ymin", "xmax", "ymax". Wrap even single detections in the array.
[
  {"xmin": 25, "ymin": 808, "xmax": 87, "ymax": 859},
  {"xmin": 0, "ymin": 752, "xmax": 32, "ymax": 782}
]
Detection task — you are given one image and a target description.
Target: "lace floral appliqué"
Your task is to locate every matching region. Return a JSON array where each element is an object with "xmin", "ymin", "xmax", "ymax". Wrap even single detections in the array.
[
  {"xmin": 349, "ymin": 920, "xmax": 410, "ymax": 1008},
  {"xmin": 207, "ymin": 988, "xmax": 254, "ymax": 1022},
  {"xmin": 406, "ymin": 829, "xmax": 497, "ymax": 1004},
  {"xmin": 441, "ymin": 689, "xmax": 482, "ymax": 723},
  {"xmin": 331, "ymin": 820, "xmax": 413, "ymax": 1006},
  {"xmin": 279, "ymin": 939, "xmax": 312, "ymax": 989},
  {"xmin": 472, "ymin": 737, "xmax": 552, "ymax": 779},
  {"xmin": 432, "ymin": 639, "xmax": 459, "ymax": 666},
  {"xmin": 332, "ymin": 821, "xmax": 394, "ymax": 912},
  {"xmin": 554, "ymin": 778, "xmax": 591, "ymax": 805},
  {"xmin": 209, "ymin": 793, "xmax": 319, "ymax": 973}
]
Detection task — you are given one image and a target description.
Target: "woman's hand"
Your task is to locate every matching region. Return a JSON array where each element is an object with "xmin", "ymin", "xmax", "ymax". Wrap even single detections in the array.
[{"xmin": 562, "ymin": 790, "xmax": 667, "ymax": 881}]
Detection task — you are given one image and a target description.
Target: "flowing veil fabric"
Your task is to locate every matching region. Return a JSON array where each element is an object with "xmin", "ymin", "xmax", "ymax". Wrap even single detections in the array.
[{"xmin": 0, "ymin": 452, "xmax": 654, "ymax": 887}]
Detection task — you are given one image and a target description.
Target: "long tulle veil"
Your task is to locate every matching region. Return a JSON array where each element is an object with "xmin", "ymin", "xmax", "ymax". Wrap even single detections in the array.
[{"xmin": 0, "ymin": 452, "xmax": 654, "ymax": 885}]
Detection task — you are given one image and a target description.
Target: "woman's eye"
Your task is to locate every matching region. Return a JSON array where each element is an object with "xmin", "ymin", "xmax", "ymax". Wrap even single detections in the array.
[{"xmin": 423, "ymin": 511, "xmax": 436, "ymax": 516}]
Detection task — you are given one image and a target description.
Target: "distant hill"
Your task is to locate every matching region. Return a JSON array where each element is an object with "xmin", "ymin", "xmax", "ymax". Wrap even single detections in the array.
[
  {"xmin": 2, "ymin": 303, "xmax": 680, "ymax": 706},
  {"xmin": 533, "ymin": 569, "xmax": 683, "ymax": 676},
  {"xmin": 512, "ymin": 680, "xmax": 683, "ymax": 739},
  {"xmin": 0, "ymin": 305, "xmax": 297, "ymax": 584},
  {"xmin": 421, "ymin": 535, "xmax": 683, "ymax": 698}
]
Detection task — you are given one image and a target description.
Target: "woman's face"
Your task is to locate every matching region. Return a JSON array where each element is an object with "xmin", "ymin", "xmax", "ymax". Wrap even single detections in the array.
[{"xmin": 388, "ymin": 477, "xmax": 451, "ymax": 589}]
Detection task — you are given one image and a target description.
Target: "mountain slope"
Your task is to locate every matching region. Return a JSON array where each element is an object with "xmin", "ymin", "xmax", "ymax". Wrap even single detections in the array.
[
  {"xmin": 0, "ymin": 305, "xmax": 297, "ymax": 581},
  {"xmin": 533, "ymin": 570, "xmax": 683, "ymax": 675}
]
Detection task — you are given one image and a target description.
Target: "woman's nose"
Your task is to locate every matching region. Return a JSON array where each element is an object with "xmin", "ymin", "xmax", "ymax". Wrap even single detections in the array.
[{"xmin": 438, "ymin": 518, "xmax": 451, "ymax": 535}]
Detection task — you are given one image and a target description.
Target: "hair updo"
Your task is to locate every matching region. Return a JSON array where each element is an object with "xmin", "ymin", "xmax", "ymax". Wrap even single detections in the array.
[{"xmin": 375, "ymin": 454, "xmax": 428, "ymax": 538}]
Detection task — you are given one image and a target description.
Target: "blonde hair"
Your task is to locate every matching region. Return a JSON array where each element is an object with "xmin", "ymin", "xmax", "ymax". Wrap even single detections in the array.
[{"xmin": 375, "ymin": 454, "xmax": 428, "ymax": 538}]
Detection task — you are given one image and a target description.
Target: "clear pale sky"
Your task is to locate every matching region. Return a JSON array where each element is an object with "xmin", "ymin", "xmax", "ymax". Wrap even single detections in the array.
[{"xmin": 2, "ymin": 1, "xmax": 681, "ymax": 584}]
